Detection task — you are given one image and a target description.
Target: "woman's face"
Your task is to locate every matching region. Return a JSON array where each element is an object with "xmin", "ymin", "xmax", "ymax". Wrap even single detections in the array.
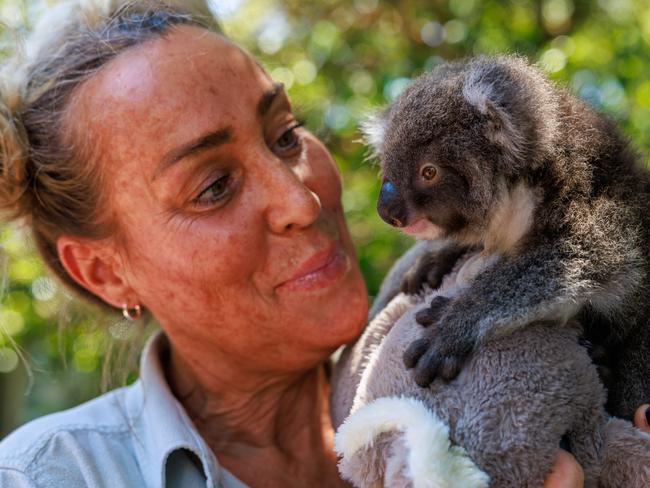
[{"xmin": 70, "ymin": 25, "xmax": 368, "ymax": 372}]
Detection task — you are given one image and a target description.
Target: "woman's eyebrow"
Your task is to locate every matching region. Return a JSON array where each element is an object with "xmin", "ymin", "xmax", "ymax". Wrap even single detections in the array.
[
  {"xmin": 153, "ymin": 127, "xmax": 233, "ymax": 181},
  {"xmin": 257, "ymin": 82, "xmax": 285, "ymax": 118},
  {"xmin": 152, "ymin": 83, "xmax": 285, "ymax": 182}
]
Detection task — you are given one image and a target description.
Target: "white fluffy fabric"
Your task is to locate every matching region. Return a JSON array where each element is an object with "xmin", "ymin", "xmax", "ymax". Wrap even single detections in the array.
[{"xmin": 335, "ymin": 396, "xmax": 489, "ymax": 488}]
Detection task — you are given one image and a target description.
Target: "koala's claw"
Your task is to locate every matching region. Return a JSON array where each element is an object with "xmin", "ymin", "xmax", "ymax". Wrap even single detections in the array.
[
  {"xmin": 413, "ymin": 352, "xmax": 440, "ymax": 387},
  {"xmin": 403, "ymin": 338, "xmax": 430, "ymax": 369},
  {"xmin": 406, "ymin": 302, "xmax": 473, "ymax": 386},
  {"xmin": 401, "ymin": 264, "xmax": 446, "ymax": 294},
  {"xmin": 415, "ymin": 296, "xmax": 451, "ymax": 326},
  {"xmin": 412, "ymin": 345, "xmax": 467, "ymax": 386},
  {"xmin": 439, "ymin": 356, "xmax": 463, "ymax": 380},
  {"xmin": 400, "ymin": 245, "xmax": 472, "ymax": 295}
]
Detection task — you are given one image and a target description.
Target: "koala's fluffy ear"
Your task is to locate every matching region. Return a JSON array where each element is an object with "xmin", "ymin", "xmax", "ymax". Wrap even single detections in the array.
[
  {"xmin": 359, "ymin": 109, "xmax": 390, "ymax": 159},
  {"xmin": 462, "ymin": 73, "xmax": 527, "ymax": 166}
]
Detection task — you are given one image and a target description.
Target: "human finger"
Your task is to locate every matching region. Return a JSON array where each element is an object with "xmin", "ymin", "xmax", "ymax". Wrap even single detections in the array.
[
  {"xmin": 633, "ymin": 404, "xmax": 650, "ymax": 434},
  {"xmin": 543, "ymin": 450, "xmax": 584, "ymax": 488}
]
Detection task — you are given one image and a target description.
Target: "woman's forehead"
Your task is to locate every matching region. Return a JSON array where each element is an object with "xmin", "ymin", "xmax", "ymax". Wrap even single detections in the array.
[
  {"xmin": 70, "ymin": 25, "xmax": 271, "ymax": 170},
  {"xmin": 98, "ymin": 25, "xmax": 265, "ymax": 100}
]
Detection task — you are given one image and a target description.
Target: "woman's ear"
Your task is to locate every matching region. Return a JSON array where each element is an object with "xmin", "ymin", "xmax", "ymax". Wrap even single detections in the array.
[{"xmin": 57, "ymin": 235, "xmax": 135, "ymax": 309}]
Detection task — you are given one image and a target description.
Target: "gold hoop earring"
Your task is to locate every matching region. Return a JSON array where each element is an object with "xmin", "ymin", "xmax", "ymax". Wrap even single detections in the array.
[{"xmin": 122, "ymin": 303, "xmax": 142, "ymax": 321}]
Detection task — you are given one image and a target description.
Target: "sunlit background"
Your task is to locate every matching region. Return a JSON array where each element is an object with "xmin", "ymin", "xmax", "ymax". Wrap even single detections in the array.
[{"xmin": 1, "ymin": 0, "xmax": 649, "ymax": 437}]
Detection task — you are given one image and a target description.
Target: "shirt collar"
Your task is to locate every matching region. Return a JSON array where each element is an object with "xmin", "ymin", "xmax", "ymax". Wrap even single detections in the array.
[{"xmin": 125, "ymin": 331, "xmax": 223, "ymax": 488}]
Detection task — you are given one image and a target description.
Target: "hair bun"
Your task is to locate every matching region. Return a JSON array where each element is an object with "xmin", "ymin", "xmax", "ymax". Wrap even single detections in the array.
[
  {"xmin": 0, "ymin": 0, "xmax": 220, "ymax": 309},
  {"xmin": 0, "ymin": 75, "xmax": 30, "ymax": 222}
]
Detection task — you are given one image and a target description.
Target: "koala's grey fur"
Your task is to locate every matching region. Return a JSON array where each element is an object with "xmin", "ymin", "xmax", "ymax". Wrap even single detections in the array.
[
  {"xmin": 366, "ymin": 55, "xmax": 650, "ymax": 419},
  {"xmin": 331, "ymin": 248, "xmax": 650, "ymax": 486}
]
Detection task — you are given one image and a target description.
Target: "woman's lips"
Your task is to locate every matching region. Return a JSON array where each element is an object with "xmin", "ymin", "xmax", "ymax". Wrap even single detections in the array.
[{"xmin": 277, "ymin": 242, "xmax": 349, "ymax": 293}]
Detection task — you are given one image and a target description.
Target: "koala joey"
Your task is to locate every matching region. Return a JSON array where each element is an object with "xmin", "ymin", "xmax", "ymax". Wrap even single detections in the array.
[{"xmin": 364, "ymin": 55, "xmax": 650, "ymax": 419}]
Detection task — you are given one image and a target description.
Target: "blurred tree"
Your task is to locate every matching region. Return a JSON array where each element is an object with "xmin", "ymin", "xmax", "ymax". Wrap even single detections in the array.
[{"xmin": 0, "ymin": 0, "xmax": 648, "ymax": 437}]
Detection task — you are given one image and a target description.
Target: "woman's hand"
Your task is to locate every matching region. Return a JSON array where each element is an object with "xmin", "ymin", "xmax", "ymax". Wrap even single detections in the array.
[
  {"xmin": 544, "ymin": 404, "xmax": 650, "ymax": 487},
  {"xmin": 544, "ymin": 451, "xmax": 584, "ymax": 488},
  {"xmin": 634, "ymin": 404, "xmax": 650, "ymax": 434}
]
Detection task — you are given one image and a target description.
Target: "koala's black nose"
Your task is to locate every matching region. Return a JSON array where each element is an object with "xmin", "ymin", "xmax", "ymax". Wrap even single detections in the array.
[{"xmin": 377, "ymin": 181, "xmax": 408, "ymax": 228}]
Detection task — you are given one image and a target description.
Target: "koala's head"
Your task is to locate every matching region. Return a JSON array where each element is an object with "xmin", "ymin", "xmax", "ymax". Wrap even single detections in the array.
[{"xmin": 365, "ymin": 55, "xmax": 559, "ymax": 243}]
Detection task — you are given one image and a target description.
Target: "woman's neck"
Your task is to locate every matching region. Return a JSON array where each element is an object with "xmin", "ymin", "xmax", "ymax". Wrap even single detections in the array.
[{"xmin": 165, "ymin": 344, "xmax": 347, "ymax": 487}]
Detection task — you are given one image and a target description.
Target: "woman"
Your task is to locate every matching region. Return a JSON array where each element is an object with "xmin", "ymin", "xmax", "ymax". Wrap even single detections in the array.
[{"xmin": 0, "ymin": 1, "xmax": 643, "ymax": 486}]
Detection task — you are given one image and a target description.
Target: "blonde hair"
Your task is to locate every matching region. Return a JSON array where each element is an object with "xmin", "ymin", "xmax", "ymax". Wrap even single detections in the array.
[{"xmin": 0, "ymin": 0, "xmax": 217, "ymax": 309}]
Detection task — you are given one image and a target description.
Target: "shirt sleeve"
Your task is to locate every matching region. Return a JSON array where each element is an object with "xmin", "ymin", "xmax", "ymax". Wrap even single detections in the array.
[{"xmin": 0, "ymin": 468, "xmax": 40, "ymax": 488}]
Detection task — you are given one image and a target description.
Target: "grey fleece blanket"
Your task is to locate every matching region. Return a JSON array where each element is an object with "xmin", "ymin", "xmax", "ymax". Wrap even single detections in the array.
[{"xmin": 330, "ymin": 242, "xmax": 650, "ymax": 487}]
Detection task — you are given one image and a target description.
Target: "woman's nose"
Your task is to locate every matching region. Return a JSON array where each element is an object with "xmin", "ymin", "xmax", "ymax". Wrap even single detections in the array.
[{"xmin": 263, "ymin": 162, "xmax": 322, "ymax": 234}]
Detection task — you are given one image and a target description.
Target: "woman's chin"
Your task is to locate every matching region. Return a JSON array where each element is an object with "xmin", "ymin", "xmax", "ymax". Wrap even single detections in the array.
[
  {"xmin": 316, "ymin": 276, "xmax": 368, "ymax": 345},
  {"xmin": 283, "ymin": 270, "xmax": 367, "ymax": 345}
]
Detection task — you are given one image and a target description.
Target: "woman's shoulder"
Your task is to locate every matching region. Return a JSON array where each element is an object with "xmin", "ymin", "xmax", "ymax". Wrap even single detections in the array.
[{"xmin": 0, "ymin": 383, "xmax": 143, "ymax": 486}]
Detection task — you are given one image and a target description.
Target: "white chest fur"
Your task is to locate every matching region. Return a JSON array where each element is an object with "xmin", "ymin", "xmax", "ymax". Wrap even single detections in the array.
[
  {"xmin": 484, "ymin": 182, "xmax": 539, "ymax": 254},
  {"xmin": 436, "ymin": 251, "xmax": 500, "ymax": 299}
]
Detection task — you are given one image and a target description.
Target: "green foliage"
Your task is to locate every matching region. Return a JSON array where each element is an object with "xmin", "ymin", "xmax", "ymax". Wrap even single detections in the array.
[{"xmin": 1, "ymin": 0, "xmax": 648, "ymax": 436}]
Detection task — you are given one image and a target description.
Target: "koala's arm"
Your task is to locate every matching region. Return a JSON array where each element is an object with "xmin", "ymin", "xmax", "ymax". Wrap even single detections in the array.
[
  {"xmin": 368, "ymin": 239, "xmax": 459, "ymax": 320},
  {"xmin": 400, "ymin": 241, "xmax": 475, "ymax": 295},
  {"xmin": 407, "ymin": 211, "xmax": 644, "ymax": 386}
]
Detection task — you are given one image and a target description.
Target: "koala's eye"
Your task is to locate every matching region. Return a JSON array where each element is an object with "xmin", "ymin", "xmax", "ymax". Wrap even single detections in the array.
[{"xmin": 420, "ymin": 164, "xmax": 439, "ymax": 182}]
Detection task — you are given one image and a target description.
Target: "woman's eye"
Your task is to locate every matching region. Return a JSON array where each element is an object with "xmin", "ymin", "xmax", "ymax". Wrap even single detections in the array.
[
  {"xmin": 272, "ymin": 122, "xmax": 304, "ymax": 155},
  {"xmin": 193, "ymin": 174, "xmax": 231, "ymax": 207}
]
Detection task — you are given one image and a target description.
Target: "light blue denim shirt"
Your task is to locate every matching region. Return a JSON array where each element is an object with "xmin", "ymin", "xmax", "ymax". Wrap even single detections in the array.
[
  {"xmin": 0, "ymin": 242, "xmax": 422, "ymax": 488},
  {"xmin": 0, "ymin": 332, "xmax": 248, "ymax": 488}
]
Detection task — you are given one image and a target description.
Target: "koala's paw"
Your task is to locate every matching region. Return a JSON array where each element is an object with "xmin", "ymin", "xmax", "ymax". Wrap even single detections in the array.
[
  {"xmin": 400, "ymin": 248, "xmax": 466, "ymax": 295},
  {"xmin": 403, "ymin": 298, "xmax": 474, "ymax": 386},
  {"xmin": 413, "ymin": 295, "xmax": 451, "ymax": 326},
  {"xmin": 403, "ymin": 333, "xmax": 472, "ymax": 386},
  {"xmin": 401, "ymin": 260, "xmax": 444, "ymax": 295}
]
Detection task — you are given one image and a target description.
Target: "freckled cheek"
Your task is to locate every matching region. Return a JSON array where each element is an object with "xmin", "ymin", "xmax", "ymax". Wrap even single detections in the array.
[{"xmin": 126, "ymin": 223, "xmax": 262, "ymax": 309}]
